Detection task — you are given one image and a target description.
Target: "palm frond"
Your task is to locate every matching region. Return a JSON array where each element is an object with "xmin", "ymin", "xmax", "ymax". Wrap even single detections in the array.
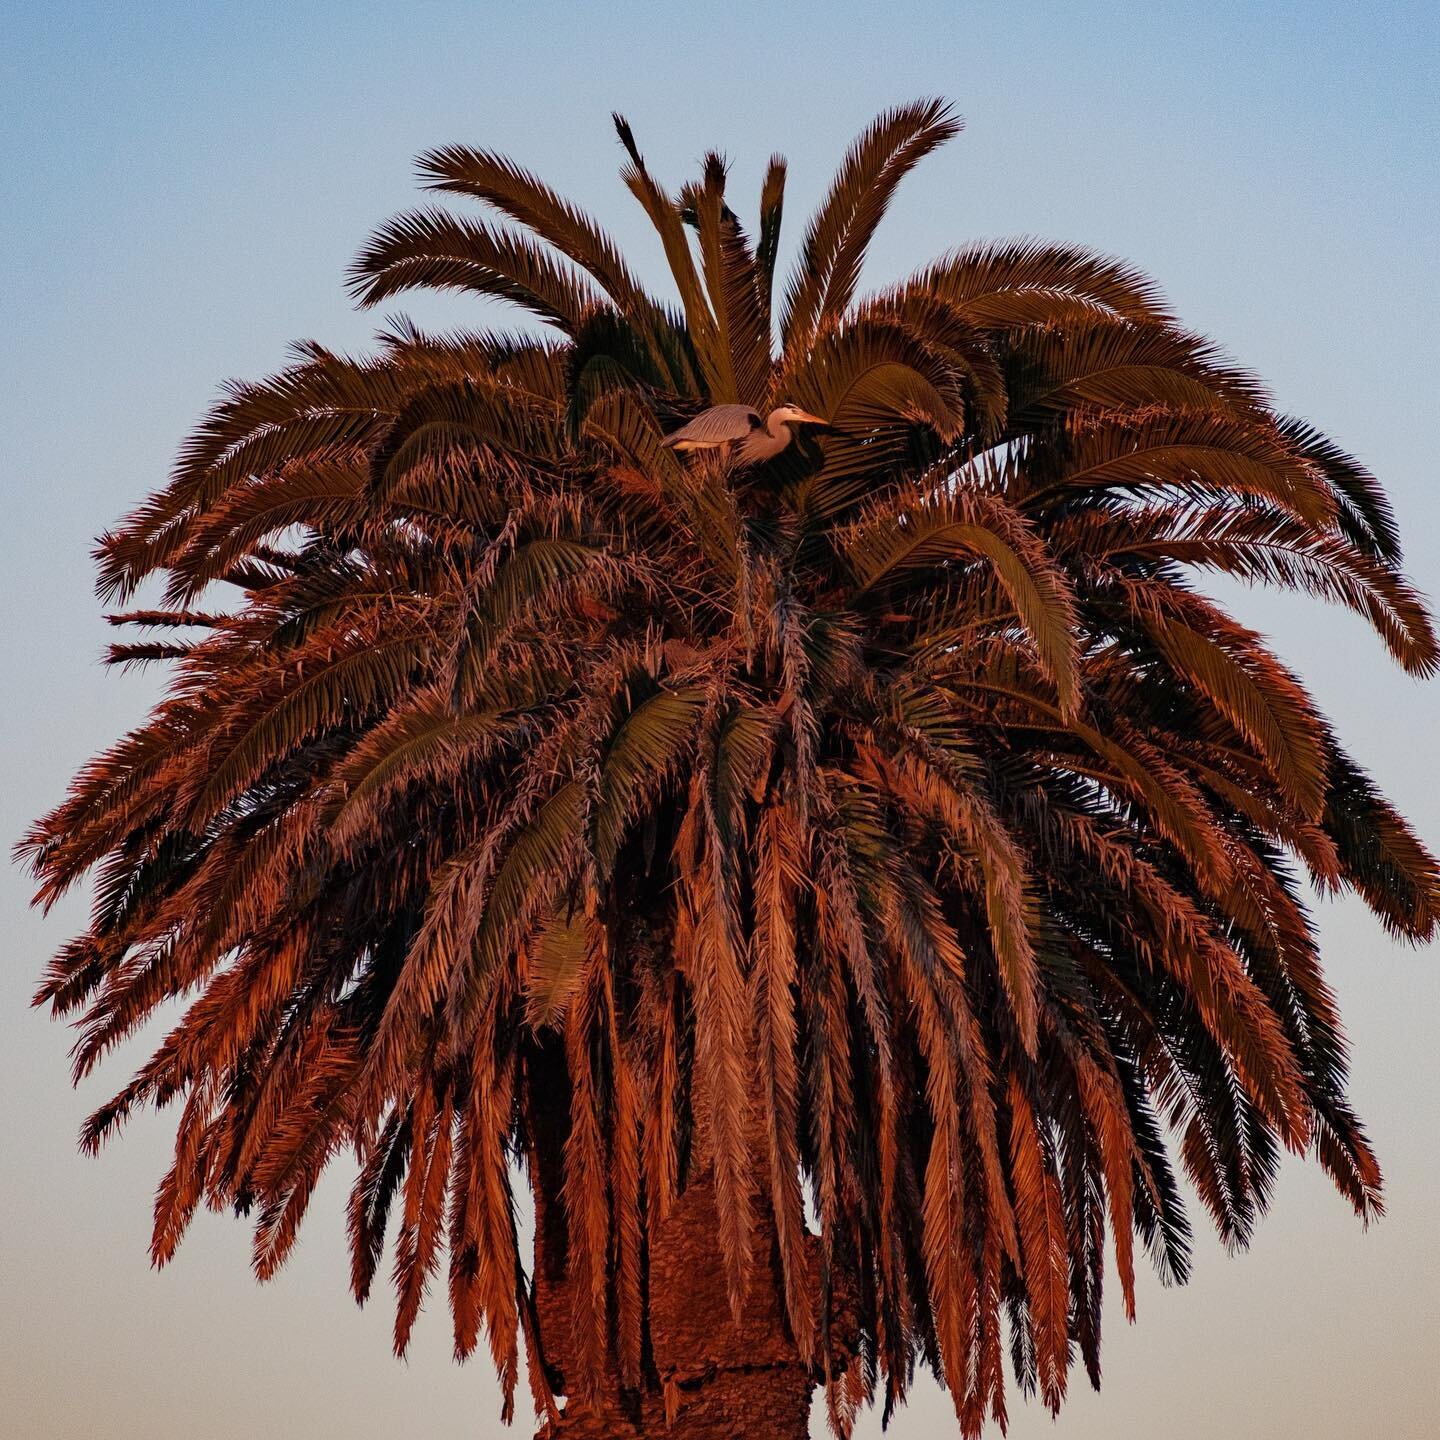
[{"xmin": 782, "ymin": 99, "xmax": 962, "ymax": 359}]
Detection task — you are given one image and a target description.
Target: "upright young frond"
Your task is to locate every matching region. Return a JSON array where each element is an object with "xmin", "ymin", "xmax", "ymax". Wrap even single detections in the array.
[{"xmin": 782, "ymin": 98, "xmax": 962, "ymax": 359}]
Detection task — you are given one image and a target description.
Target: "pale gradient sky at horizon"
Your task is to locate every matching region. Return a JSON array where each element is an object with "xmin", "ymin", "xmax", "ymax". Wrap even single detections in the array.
[{"xmin": 3, "ymin": 2, "xmax": 1438, "ymax": 1437}]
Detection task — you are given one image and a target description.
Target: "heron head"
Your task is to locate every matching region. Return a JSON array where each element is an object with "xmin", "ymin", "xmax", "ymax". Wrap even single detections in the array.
[{"xmin": 772, "ymin": 404, "xmax": 829, "ymax": 427}]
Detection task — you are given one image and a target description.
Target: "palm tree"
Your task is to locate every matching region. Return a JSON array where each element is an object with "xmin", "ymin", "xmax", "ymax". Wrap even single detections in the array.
[{"xmin": 21, "ymin": 99, "xmax": 1438, "ymax": 1439}]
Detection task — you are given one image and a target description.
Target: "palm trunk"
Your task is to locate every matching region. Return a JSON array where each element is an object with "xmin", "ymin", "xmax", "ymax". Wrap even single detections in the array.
[
  {"xmin": 531, "ymin": 1169, "xmax": 813, "ymax": 1439},
  {"xmin": 527, "ymin": 1049, "xmax": 813, "ymax": 1438}
]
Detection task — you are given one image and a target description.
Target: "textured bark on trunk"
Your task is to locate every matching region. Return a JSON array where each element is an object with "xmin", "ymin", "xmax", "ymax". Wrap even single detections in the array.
[{"xmin": 531, "ymin": 1163, "xmax": 812, "ymax": 1439}]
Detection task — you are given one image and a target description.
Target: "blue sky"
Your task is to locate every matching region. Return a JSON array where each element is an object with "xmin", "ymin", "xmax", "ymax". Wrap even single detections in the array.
[{"xmin": 3, "ymin": 3, "xmax": 1438, "ymax": 1436}]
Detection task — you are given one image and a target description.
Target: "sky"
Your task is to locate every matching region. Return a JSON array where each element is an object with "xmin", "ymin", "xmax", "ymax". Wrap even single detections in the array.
[{"xmin": 3, "ymin": 2, "xmax": 1438, "ymax": 1436}]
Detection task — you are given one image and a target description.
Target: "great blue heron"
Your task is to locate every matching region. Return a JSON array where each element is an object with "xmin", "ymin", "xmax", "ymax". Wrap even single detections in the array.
[{"xmin": 663, "ymin": 403, "xmax": 829, "ymax": 465}]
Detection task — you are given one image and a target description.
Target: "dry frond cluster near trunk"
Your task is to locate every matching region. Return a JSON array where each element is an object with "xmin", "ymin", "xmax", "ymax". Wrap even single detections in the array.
[{"xmin": 21, "ymin": 100, "xmax": 1439, "ymax": 1437}]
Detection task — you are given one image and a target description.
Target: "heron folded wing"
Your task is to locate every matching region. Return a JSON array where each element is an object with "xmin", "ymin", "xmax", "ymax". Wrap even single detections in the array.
[{"xmin": 663, "ymin": 404, "xmax": 764, "ymax": 448}]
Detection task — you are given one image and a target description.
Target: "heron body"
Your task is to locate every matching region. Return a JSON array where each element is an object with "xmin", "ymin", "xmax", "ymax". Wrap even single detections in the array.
[{"xmin": 664, "ymin": 403, "xmax": 828, "ymax": 465}]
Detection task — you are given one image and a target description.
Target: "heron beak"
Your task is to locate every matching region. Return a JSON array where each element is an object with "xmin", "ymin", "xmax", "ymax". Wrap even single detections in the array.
[{"xmin": 792, "ymin": 410, "xmax": 829, "ymax": 426}]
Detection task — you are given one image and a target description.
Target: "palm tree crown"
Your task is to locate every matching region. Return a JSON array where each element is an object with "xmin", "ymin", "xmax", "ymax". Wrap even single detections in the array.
[{"xmin": 22, "ymin": 99, "xmax": 1438, "ymax": 1436}]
